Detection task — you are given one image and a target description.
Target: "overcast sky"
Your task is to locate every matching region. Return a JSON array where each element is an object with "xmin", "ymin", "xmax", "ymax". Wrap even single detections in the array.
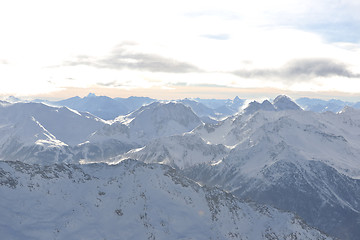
[{"xmin": 1, "ymin": 0, "xmax": 360, "ymax": 100}]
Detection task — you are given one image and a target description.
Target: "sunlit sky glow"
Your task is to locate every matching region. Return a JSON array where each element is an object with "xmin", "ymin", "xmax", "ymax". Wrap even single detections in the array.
[{"xmin": 1, "ymin": 0, "xmax": 360, "ymax": 100}]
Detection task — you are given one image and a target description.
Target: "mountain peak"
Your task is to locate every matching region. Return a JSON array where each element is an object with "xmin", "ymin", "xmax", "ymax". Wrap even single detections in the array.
[
  {"xmin": 127, "ymin": 102, "xmax": 202, "ymax": 128},
  {"xmin": 243, "ymin": 95, "xmax": 301, "ymax": 114},
  {"xmin": 86, "ymin": 93, "xmax": 97, "ymax": 98},
  {"xmin": 244, "ymin": 100, "xmax": 276, "ymax": 114},
  {"xmin": 110, "ymin": 102, "xmax": 203, "ymax": 143},
  {"xmin": 233, "ymin": 96, "xmax": 241, "ymax": 103},
  {"xmin": 5, "ymin": 96, "xmax": 22, "ymax": 103},
  {"xmin": 273, "ymin": 95, "xmax": 302, "ymax": 111}
]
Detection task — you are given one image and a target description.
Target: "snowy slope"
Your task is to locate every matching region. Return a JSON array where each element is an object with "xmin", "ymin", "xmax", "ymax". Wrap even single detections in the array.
[
  {"xmin": 111, "ymin": 133, "xmax": 229, "ymax": 169},
  {"xmin": 0, "ymin": 160, "xmax": 332, "ymax": 240},
  {"xmin": 122, "ymin": 102, "xmax": 202, "ymax": 137},
  {"xmin": 0, "ymin": 102, "xmax": 105, "ymax": 145},
  {"xmin": 1, "ymin": 94, "xmax": 359, "ymax": 239},
  {"xmin": 0, "ymin": 101, "xmax": 203, "ymax": 164},
  {"xmin": 243, "ymin": 100, "xmax": 276, "ymax": 114},
  {"xmin": 0, "ymin": 102, "xmax": 106, "ymax": 163},
  {"xmin": 182, "ymin": 96, "xmax": 360, "ymax": 239},
  {"xmin": 273, "ymin": 95, "xmax": 302, "ymax": 110},
  {"xmin": 182, "ymin": 96, "xmax": 245, "ymax": 119},
  {"xmin": 296, "ymin": 97, "xmax": 350, "ymax": 112},
  {"xmin": 213, "ymin": 96, "xmax": 245, "ymax": 116},
  {"xmin": 76, "ymin": 102, "xmax": 204, "ymax": 164},
  {"xmin": 177, "ymin": 99, "xmax": 220, "ymax": 123},
  {"xmin": 92, "ymin": 102, "xmax": 203, "ymax": 145},
  {"xmin": 49, "ymin": 93, "xmax": 155, "ymax": 120},
  {"xmin": 202, "ymin": 109, "xmax": 360, "ymax": 178}
]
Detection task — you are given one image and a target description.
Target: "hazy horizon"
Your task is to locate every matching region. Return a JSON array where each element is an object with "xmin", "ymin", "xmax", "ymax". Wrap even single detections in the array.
[
  {"xmin": 1, "ymin": 0, "xmax": 360, "ymax": 101},
  {"xmin": 3, "ymin": 91, "xmax": 360, "ymax": 103}
]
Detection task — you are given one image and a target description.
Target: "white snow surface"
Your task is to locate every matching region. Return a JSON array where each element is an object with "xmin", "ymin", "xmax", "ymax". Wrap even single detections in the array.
[
  {"xmin": 0, "ymin": 160, "xmax": 332, "ymax": 240},
  {"xmin": 0, "ymin": 102, "xmax": 106, "ymax": 146},
  {"xmin": 0, "ymin": 95, "xmax": 358, "ymax": 239},
  {"xmin": 195, "ymin": 109, "xmax": 360, "ymax": 179},
  {"xmin": 92, "ymin": 102, "xmax": 203, "ymax": 145},
  {"xmin": 110, "ymin": 133, "xmax": 229, "ymax": 169}
]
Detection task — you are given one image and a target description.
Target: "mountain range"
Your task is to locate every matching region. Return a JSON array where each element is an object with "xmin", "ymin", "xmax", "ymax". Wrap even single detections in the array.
[
  {"xmin": 0, "ymin": 159, "xmax": 331, "ymax": 240},
  {"xmin": 1, "ymin": 94, "xmax": 360, "ymax": 239},
  {"xmin": 113, "ymin": 95, "xmax": 360, "ymax": 239},
  {"xmin": 25, "ymin": 93, "xmax": 244, "ymax": 121}
]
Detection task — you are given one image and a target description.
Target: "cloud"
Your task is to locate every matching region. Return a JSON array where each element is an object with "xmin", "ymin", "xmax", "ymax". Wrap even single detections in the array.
[
  {"xmin": 64, "ymin": 44, "xmax": 201, "ymax": 73},
  {"xmin": 201, "ymin": 34, "xmax": 230, "ymax": 40},
  {"xmin": 233, "ymin": 58, "xmax": 360, "ymax": 81},
  {"xmin": 284, "ymin": 59, "xmax": 358, "ymax": 78},
  {"xmin": 168, "ymin": 82, "xmax": 230, "ymax": 88},
  {"xmin": 96, "ymin": 81, "xmax": 118, "ymax": 87},
  {"xmin": 185, "ymin": 10, "xmax": 241, "ymax": 21}
]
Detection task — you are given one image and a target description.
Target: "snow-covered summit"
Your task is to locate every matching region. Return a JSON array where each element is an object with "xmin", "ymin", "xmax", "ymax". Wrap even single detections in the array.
[
  {"xmin": 244, "ymin": 100, "xmax": 276, "ymax": 114},
  {"xmin": 107, "ymin": 102, "xmax": 203, "ymax": 143},
  {"xmin": 243, "ymin": 95, "xmax": 301, "ymax": 114},
  {"xmin": 176, "ymin": 99, "xmax": 218, "ymax": 122},
  {"xmin": 4, "ymin": 96, "xmax": 23, "ymax": 103},
  {"xmin": 0, "ymin": 102, "xmax": 107, "ymax": 163},
  {"xmin": 83, "ymin": 102, "xmax": 205, "ymax": 162},
  {"xmin": 118, "ymin": 102, "xmax": 201, "ymax": 126},
  {"xmin": 46, "ymin": 94, "xmax": 156, "ymax": 120},
  {"xmin": 273, "ymin": 95, "xmax": 302, "ymax": 111},
  {"xmin": 86, "ymin": 92, "xmax": 97, "ymax": 98}
]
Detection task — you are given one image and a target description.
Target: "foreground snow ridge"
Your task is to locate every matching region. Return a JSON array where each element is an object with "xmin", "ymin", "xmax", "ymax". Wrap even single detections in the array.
[{"xmin": 0, "ymin": 160, "xmax": 331, "ymax": 240}]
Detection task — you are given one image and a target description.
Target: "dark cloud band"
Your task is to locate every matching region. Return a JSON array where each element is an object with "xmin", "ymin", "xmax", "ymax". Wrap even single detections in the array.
[
  {"xmin": 64, "ymin": 44, "xmax": 201, "ymax": 73},
  {"xmin": 233, "ymin": 58, "xmax": 360, "ymax": 80}
]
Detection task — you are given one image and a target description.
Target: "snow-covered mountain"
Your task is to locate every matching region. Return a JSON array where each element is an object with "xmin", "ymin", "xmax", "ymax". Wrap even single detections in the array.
[
  {"xmin": 244, "ymin": 95, "xmax": 301, "ymax": 114},
  {"xmin": 195, "ymin": 96, "xmax": 245, "ymax": 115},
  {"xmin": 243, "ymin": 99, "xmax": 276, "ymax": 114},
  {"xmin": 112, "ymin": 133, "xmax": 229, "ymax": 169},
  {"xmin": 2, "ymin": 93, "xmax": 360, "ymax": 239},
  {"xmin": 0, "ymin": 102, "xmax": 106, "ymax": 163},
  {"xmin": 180, "ymin": 97, "xmax": 360, "ymax": 239},
  {"xmin": 214, "ymin": 96, "xmax": 245, "ymax": 116},
  {"xmin": 0, "ymin": 101, "xmax": 204, "ymax": 164},
  {"xmin": 44, "ymin": 93, "xmax": 156, "ymax": 120},
  {"xmin": 296, "ymin": 97, "xmax": 354, "ymax": 112},
  {"xmin": 0, "ymin": 159, "xmax": 332, "ymax": 240},
  {"xmin": 30, "ymin": 94, "xmax": 245, "ymax": 121},
  {"xmin": 120, "ymin": 101, "xmax": 202, "ymax": 139},
  {"xmin": 115, "ymin": 96, "xmax": 157, "ymax": 113},
  {"xmin": 110, "ymin": 95, "xmax": 360, "ymax": 239},
  {"xmin": 273, "ymin": 95, "xmax": 302, "ymax": 111},
  {"xmin": 74, "ymin": 101, "xmax": 204, "ymax": 164},
  {"xmin": 175, "ymin": 96, "xmax": 245, "ymax": 123},
  {"xmin": 176, "ymin": 99, "xmax": 219, "ymax": 123},
  {"xmin": 2, "ymin": 96, "xmax": 23, "ymax": 103},
  {"xmin": 91, "ymin": 102, "xmax": 203, "ymax": 145}
]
